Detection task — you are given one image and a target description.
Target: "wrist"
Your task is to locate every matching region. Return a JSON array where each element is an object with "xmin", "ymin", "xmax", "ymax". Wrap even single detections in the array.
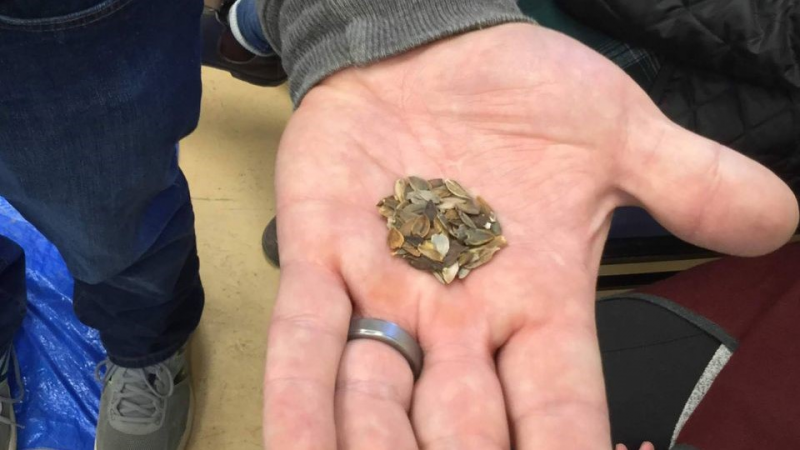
[{"xmin": 260, "ymin": 0, "xmax": 533, "ymax": 105}]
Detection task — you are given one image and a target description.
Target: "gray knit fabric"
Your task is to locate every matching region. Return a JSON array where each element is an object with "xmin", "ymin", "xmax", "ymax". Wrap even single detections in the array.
[
  {"xmin": 256, "ymin": 0, "xmax": 534, "ymax": 104},
  {"xmin": 670, "ymin": 344, "xmax": 733, "ymax": 448}
]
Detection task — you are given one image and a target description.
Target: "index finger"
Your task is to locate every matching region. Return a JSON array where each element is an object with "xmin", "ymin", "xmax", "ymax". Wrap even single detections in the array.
[{"xmin": 263, "ymin": 255, "xmax": 352, "ymax": 449}]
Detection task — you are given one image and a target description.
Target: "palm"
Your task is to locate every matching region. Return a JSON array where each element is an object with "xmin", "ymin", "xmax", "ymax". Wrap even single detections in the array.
[{"xmin": 265, "ymin": 24, "xmax": 798, "ymax": 449}]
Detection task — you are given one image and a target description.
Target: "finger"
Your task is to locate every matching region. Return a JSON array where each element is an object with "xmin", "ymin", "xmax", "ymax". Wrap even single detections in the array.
[
  {"xmin": 498, "ymin": 294, "xmax": 611, "ymax": 449},
  {"xmin": 640, "ymin": 442, "xmax": 655, "ymax": 450},
  {"xmin": 263, "ymin": 260, "xmax": 352, "ymax": 450},
  {"xmin": 413, "ymin": 335, "xmax": 510, "ymax": 450},
  {"xmin": 616, "ymin": 445, "xmax": 627, "ymax": 450},
  {"xmin": 335, "ymin": 339, "xmax": 417, "ymax": 449},
  {"xmin": 619, "ymin": 117, "xmax": 799, "ymax": 256}
]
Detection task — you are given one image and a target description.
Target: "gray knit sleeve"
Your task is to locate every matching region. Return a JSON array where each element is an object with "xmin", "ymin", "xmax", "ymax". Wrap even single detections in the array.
[{"xmin": 255, "ymin": 0, "xmax": 533, "ymax": 104}]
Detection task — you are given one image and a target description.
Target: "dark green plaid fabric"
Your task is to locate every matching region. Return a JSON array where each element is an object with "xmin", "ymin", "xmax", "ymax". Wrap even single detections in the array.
[
  {"xmin": 594, "ymin": 39, "xmax": 662, "ymax": 89},
  {"xmin": 517, "ymin": 0, "xmax": 662, "ymax": 90}
]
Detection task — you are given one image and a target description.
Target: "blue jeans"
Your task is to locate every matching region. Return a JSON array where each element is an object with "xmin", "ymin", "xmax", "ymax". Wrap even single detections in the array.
[{"xmin": 0, "ymin": 0, "xmax": 205, "ymax": 368}]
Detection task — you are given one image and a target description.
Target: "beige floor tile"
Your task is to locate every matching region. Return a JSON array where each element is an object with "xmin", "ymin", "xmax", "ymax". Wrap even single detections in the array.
[{"xmin": 179, "ymin": 68, "xmax": 291, "ymax": 449}]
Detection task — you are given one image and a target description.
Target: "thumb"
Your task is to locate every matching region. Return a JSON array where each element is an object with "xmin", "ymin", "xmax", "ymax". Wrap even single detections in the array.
[{"xmin": 617, "ymin": 117, "xmax": 798, "ymax": 256}]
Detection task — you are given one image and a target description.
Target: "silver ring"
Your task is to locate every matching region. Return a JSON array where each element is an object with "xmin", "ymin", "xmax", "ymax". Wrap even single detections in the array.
[{"xmin": 348, "ymin": 318, "xmax": 423, "ymax": 379}]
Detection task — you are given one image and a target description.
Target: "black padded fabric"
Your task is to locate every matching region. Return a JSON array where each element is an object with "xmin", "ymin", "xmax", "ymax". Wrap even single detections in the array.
[
  {"xmin": 556, "ymin": 0, "xmax": 800, "ymax": 196},
  {"xmin": 653, "ymin": 64, "xmax": 800, "ymax": 194},
  {"xmin": 556, "ymin": 0, "xmax": 800, "ymax": 89}
]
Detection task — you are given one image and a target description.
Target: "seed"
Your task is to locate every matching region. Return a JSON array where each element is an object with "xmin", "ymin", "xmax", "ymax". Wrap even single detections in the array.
[
  {"xmin": 380, "ymin": 177, "xmax": 506, "ymax": 284},
  {"xmin": 396, "ymin": 207, "xmax": 418, "ymax": 223},
  {"xmin": 457, "ymin": 251, "xmax": 473, "ymax": 266},
  {"xmin": 395, "ymin": 179, "xmax": 407, "ymax": 202},
  {"xmin": 411, "ymin": 215, "xmax": 431, "ymax": 238},
  {"xmin": 403, "ymin": 201, "xmax": 426, "ymax": 214},
  {"xmin": 464, "ymin": 229, "xmax": 495, "ymax": 246},
  {"xmin": 492, "ymin": 235, "xmax": 508, "ymax": 248},
  {"xmin": 464, "ymin": 245, "xmax": 502, "ymax": 270},
  {"xmin": 388, "ymin": 228, "xmax": 404, "ymax": 250},
  {"xmin": 424, "ymin": 201, "xmax": 438, "ymax": 221},
  {"xmin": 432, "ymin": 185, "xmax": 450, "ymax": 198},
  {"xmin": 490, "ymin": 222, "xmax": 503, "ymax": 235},
  {"xmin": 444, "ymin": 209, "xmax": 460, "ymax": 222},
  {"xmin": 443, "ymin": 240, "xmax": 466, "ymax": 266},
  {"xmin": 405, "ymin": 236, "xmax": 423, "ymax": 246},
  {"xmin": 459, "ymin": 210, "xmax": 477, "ymax": 229},
  {"xmin": 378, "ymin": 196, "xmax": 398, "ymax": 208},
  {"xmin": 418, "ymin": 240, "xmax": 444, "ymax": 262},
  {"xmin": 378, "ymin": 205, "xmax": 395, "ymax": 218},
  {"xmin": 472, "ymin": 214, "xmax": 489, "ymax": 228},
  {"xmin": 417, "ymin": 190, "xmax": 440, "ymax": 203},
  {"xmin": 432, "ymin": 216, "xmax": 447, "ymax": 235},
  {"xmin": 444, "ymin": 179, "xmax": 471, "ymax": 198},
  {"xmin": 454, "ymin": 224, "xmax": 470, "ymax": 241},
  {"xmin": 439, "ymin": 197, "xmax": 466, "ymax": 210},
  {"xmin": 456, "ymin": 199, "xmax": 480, "ymax": 215},
  {"xmin": 408, "ymin": 176, "xmax": 431, "ymax": 191},
  {"xmin": 441, "ymin": 263, "xmax": 459, "ymax": 284},
  {"xmin": 407, "ymin": 192, "xmax": 427, "ymax": 205},
  {"xmin": 405, "ymin": 255, "xmax": 443, "ymax": 271},
  {"xmin": 476, "ymin": 196, "xmax": 495, "ymax": 220},
  {"xmin": 399, "ymin": 219, "xmax": 416, "ymax": 236},
  {"xmin": 431, "ymin": 233, "xmax": 450, "ymax": 257},
  {"xmin": 402, "ymin": 242, "xmax": 421, "ymax": 257}
]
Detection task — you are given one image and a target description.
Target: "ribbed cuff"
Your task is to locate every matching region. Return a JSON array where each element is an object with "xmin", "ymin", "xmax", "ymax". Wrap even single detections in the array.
[{"xmin": 257, "ymin": 0, "xmax": 533, "ymax": 105}]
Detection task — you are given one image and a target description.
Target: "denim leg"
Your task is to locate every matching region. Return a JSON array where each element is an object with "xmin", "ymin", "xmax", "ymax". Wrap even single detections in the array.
[
  {"xmin": 0, "ymin": 0, "xmax": 205, "ymax": 367},
  {"xmin": 230, "ymin": 0, "xmax": 274, "ymax": 55},
  {"xmin": 72, "ymin": 170, "xmax": 204, "ymax": 368},
  {"xmin": 0, "ymin": 236, "xmax": 25, "ymax": 355}
]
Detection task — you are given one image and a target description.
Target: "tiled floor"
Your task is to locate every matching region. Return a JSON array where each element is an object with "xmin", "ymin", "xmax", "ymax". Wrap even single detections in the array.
[{"xmin": 180, "ymin": 67, "xmax": 292, "ymax": 449}]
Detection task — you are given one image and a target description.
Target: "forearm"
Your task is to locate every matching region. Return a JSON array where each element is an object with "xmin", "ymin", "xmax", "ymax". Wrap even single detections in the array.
[{"xmin": 255, "ymin": 0, "xmax": 533, "ymax": 104}]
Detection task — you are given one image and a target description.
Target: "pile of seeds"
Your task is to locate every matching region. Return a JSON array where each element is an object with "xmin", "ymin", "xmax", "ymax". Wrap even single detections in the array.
[{"xmin": 377, "ymin": 176, "xmax": 507, "ymax": 284}]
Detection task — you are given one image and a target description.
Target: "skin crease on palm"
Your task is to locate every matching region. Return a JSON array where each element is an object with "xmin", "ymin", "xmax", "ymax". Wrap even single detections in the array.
[{"xmin": 262, "ymin": 23, "xmax": 799, "ymax": 450}]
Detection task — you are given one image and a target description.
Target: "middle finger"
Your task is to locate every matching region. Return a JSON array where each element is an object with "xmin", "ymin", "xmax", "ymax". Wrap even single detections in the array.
[{"xmin": 335, "ymin": 338, "xmax": 417, "ymax": 449}]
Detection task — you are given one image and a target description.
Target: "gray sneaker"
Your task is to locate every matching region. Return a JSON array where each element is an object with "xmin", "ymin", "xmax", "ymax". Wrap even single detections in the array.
[
  {"xmin": 0, "ymin": 346, "xmax": 22, "ymax": 450},
  {"xmin": 94, "ymin": 348, "xmax": 193, "ymax": 450}
]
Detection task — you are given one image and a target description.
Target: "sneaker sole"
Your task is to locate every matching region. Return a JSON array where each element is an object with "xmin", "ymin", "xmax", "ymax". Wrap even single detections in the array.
[
  {"xmin": 7, "ymin": 405, "xmax": 16, "ymax": 450},
  {"xmin": 93, "ymin": 381, "xmax": 195, "ymax": 450}
]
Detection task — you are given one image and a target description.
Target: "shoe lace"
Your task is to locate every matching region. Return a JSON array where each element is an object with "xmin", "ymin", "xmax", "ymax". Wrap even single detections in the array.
[
  {"xmin": 95, "ymin": 360, "xmax": 175, "ymax": 427},
  {"xmin": 0, "ymin": 347, "xmax": 24, "ymax": 428}
]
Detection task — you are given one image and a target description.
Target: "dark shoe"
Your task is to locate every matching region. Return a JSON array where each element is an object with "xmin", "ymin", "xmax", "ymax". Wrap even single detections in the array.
[
  {"xmin": 262, "ymin": 217, "xmax": 279, "ymax": 267},
  {"xmin": 201, "ymin": 3, "xmax": 287, "ymax": 87},
  {"xmin": 94, "ymin": 347, "xmax": 193, "ymax": 450},
  {"xmin": 0, "ymin": 347, "xmax": 22, "ymax": 450}
]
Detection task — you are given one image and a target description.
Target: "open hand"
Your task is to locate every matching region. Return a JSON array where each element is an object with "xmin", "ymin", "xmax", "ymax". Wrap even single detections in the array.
[{"xmin": 263, "ymin": 24, "xmax": 798, "ymax": 449}]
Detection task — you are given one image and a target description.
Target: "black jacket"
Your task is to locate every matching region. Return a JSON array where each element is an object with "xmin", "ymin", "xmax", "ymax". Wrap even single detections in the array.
[{"xmin": 558, "ymin": 0, "xmax": 800, "ymax": 194}]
